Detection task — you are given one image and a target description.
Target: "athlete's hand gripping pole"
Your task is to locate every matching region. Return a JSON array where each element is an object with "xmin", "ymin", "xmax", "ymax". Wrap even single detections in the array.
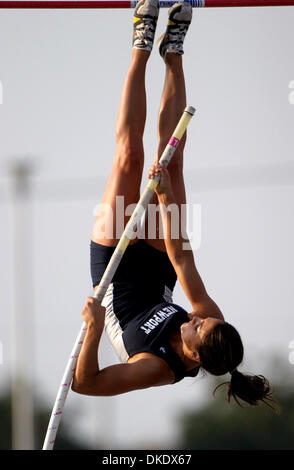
[{"xmin": 42, "ymin": 105, "xmax": 195, "ymax": 451}]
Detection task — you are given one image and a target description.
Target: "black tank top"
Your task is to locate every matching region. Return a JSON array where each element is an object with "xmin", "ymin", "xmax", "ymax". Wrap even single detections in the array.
[{"xmin": 122, "ymin": 301, "xmax": 199, "ymax": 383}]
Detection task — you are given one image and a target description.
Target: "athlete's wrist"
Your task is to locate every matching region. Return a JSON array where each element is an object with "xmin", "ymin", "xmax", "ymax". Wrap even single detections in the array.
[{"xmin": 157, "ymin": 190, "xmax": 175, "ymax": 205}]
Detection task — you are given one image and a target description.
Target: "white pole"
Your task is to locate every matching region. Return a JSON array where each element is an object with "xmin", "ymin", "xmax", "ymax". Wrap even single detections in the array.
[{"xmin": 42, "ymin": 106, "xmax": 195, "ymax": 450}]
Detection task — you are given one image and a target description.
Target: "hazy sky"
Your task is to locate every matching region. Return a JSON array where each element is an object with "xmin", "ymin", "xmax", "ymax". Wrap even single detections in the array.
[{"xmin": 0, "ymin": 3, "xmax": 294, "ymax": 449}]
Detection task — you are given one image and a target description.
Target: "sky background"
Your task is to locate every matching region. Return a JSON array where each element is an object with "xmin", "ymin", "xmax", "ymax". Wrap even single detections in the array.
[{"xmin": 0, "ymin": 2, "xmax": 294, "ymax": 450}]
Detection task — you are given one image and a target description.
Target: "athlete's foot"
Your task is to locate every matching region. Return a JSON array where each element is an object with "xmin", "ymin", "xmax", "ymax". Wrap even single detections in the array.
[
  {"xmin": 133, "ymin": 0, "xmax": 160, "ymax": 52},
  {"xmin": 157, "ymin": 2, "xmax": 192, "ymax": 61}
]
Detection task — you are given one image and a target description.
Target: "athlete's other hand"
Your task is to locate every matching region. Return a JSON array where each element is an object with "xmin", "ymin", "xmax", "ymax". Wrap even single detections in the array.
[
  {"xmin": 82, "ymin": 297, "xmax": 105, "ymax": 326},
  {"xmin": 148, "ymin": 164, "xmax": 173, "ymax": 196}
]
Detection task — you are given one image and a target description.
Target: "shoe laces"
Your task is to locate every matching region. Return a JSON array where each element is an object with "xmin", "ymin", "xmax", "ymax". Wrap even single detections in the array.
[
  {"xmin": 177, "ymin": 24, "xmax": 188, "ymax": 44},
  {"xmin": 135, "ymin": 21, "xmax": 154, "ymax": 45}
]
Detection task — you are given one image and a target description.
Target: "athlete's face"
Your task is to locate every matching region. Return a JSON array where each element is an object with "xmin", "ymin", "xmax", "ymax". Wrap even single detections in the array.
[{"xmin": 180, "ymin": 316, "xmax": 224, "ymax": 362}]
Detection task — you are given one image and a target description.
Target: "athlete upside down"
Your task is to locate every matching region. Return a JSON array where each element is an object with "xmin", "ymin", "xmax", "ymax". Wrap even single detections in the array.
[{"xmin": 72, "ymin": 0, "xmax": 275, "ymax": 409}]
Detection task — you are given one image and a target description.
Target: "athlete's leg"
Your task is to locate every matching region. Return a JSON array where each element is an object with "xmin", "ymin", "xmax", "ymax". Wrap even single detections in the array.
[
  {"xmin": 145, "ymin": 54, "xmax": 187, "ymax": 251},
  {"xmin": 156, "ymin": 52, "xmax": 187, "ymax": 202},
  {"xmin": 92, "ymin": 0, "xmax": 159, "ymax": 246},
  {"xmin": 92, "ymin": 49, "xmax": 149, "ymax": 246},
  {"xmin": 146, "ymin": 3, "xmax": 192, "ymax": 251}
]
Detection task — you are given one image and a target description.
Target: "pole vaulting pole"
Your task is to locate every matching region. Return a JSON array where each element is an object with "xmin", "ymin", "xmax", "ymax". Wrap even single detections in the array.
[
  {"xmin": 1, "ymin": 1, "xmax": 294, "ymax": 8},
  {"xmin": 42, "ymin": 105, "xmax": 195, "ymax": 451}
]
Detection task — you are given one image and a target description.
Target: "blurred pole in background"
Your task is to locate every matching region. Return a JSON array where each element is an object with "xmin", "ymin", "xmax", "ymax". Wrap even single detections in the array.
[{"xmin": 10, "ymin": 160, "xmax": 35, "ymax": 450}]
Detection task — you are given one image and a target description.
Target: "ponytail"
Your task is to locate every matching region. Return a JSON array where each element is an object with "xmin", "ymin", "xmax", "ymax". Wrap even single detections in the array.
[
  {"xmin": 214, "ymin": 369, "xmax": 278, "ymax": 411},
  {"xmin": 198, "ymin": 321, "xmax": 278, "ymax": 410}
]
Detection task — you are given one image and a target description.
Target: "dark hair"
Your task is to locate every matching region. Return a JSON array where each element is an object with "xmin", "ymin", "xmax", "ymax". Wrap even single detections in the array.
[{"xmin": 198, "ymin": 322, "xmax": 277, "ymax": 410}]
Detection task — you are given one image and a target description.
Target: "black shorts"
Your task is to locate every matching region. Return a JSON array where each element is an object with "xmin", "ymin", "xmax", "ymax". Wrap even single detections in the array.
[
  {"xmin": 90, "ymin": 239, "xmax": 177, "ymax": 290},
  {"xmin": 90, "ymin": 239, "xmax": 177, "ymax": 362}
]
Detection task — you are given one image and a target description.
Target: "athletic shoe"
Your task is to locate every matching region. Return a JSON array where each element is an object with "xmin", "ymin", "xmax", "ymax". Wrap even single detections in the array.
[
  {"xmin": 133, "ymin": 0, "xmax": 160, "ymax": 51},
  {"xmin": 157, "ymin": 2, "xmax": 192, "ymax": 60}
]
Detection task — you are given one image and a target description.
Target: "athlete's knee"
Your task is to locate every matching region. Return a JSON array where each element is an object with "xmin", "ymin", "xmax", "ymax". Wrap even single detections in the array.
[
  {"xmin": 115, "ymin": 137, "xmax": 144, "ymax": 174},
  {"xmin": 156, "ymin": 144, "xmax": 184, "ymax": 174},
  {"xmin": 115, "ymin": 152, "xmax": 143, "ymax": 175},
  {"xmin": 167, "ymin": 153, "xmax": 184, "ymax": 173},
  {"xmin": 157, "ymin": 136, "xmax": 185, "ymax": 170}
]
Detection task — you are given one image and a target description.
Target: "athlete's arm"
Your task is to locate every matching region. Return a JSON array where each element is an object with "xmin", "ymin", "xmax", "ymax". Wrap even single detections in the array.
[
  {"xmin": 149, "ymin": 164, "xmax": 188, "ymax": 262},
  {"xmin": 170, "ymin": 250, "xmax": 224, "ymax": 321},
  {"xmin": 149, "ymin": 166, "xmax": 224, "ymax": 321},
  {"xmin": 161, "ymin": 230, "xmax": 224, "ymax": 320},
  {"xmin": 72, "ymin": 297, "xmax": 173, "ymax": 396}
]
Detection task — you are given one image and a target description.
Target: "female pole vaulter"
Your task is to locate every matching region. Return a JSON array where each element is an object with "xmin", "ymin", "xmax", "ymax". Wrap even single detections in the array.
[{"xmin": 72, "ymin": 0, "xmax": 275, "ymax": 409}]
